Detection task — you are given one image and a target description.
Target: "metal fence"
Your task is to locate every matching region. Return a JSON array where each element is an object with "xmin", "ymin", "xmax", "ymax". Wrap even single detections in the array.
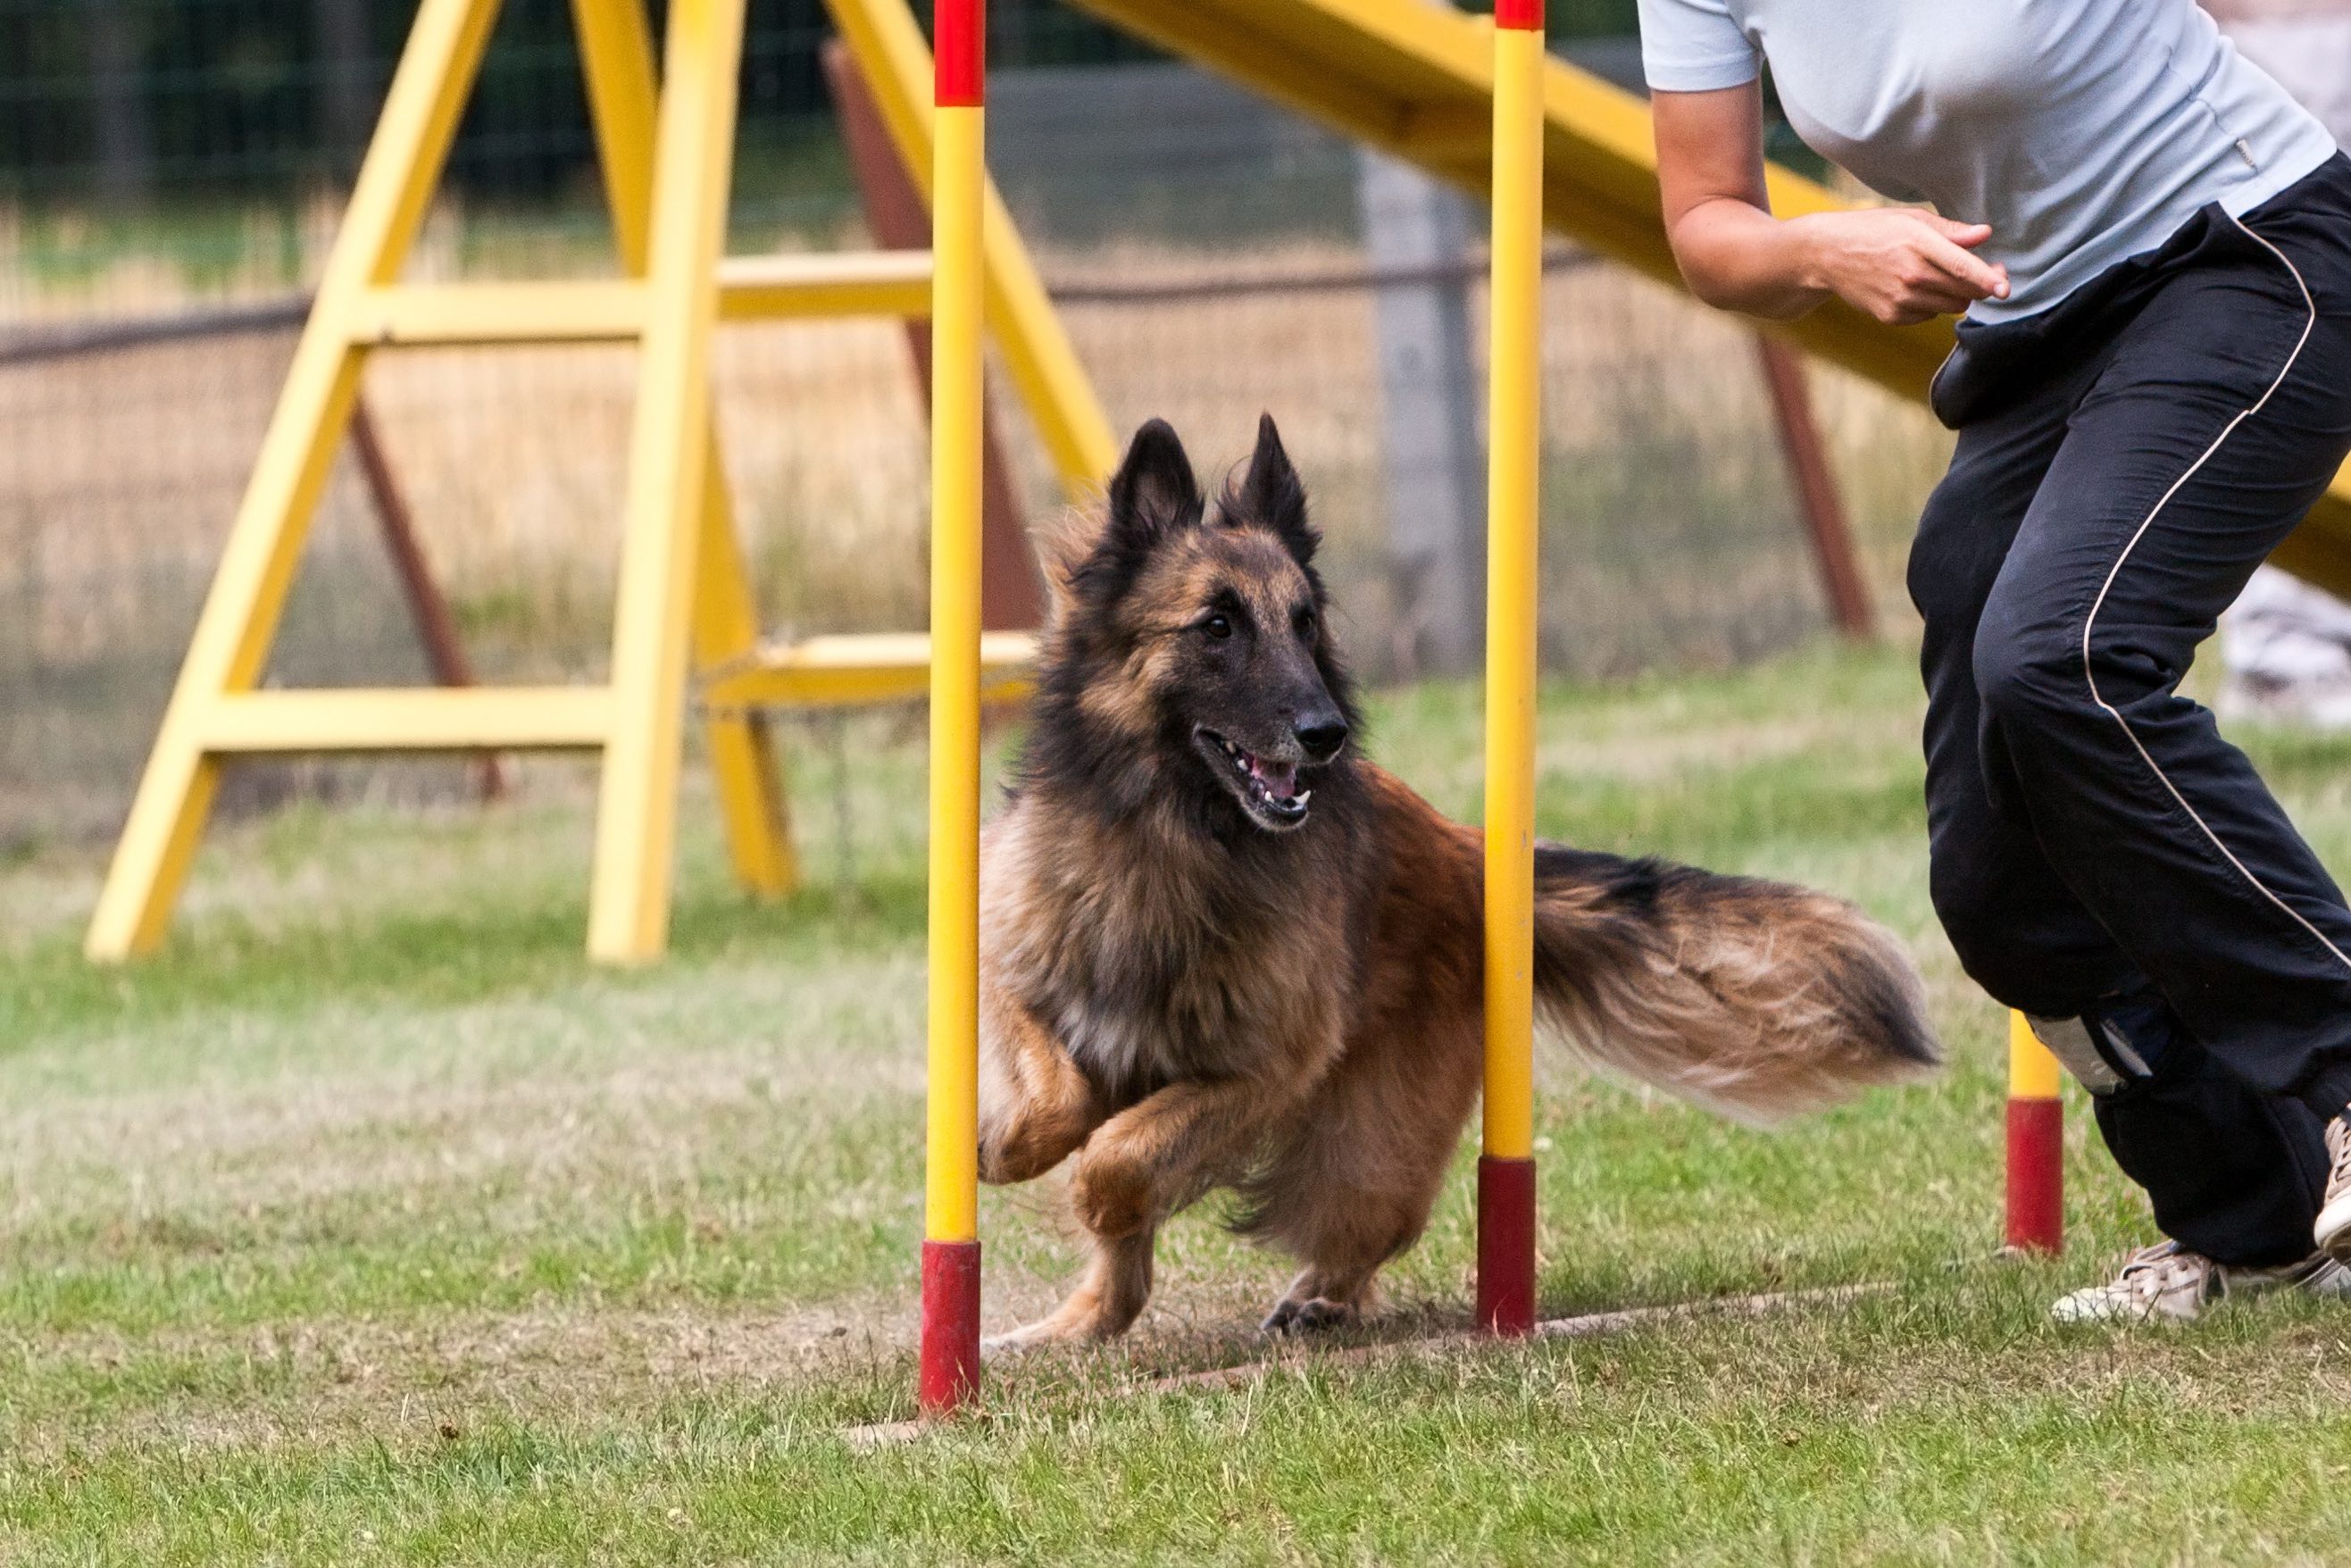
[{"xmin": 0, "ymin": 3, "xmax": 1954, "ymax": 850}]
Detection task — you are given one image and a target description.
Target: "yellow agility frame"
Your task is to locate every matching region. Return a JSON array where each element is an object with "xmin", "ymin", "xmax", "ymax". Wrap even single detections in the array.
[{"xmin": 85, "ymin": 0, "xmax": 1114, "ymax": 966}]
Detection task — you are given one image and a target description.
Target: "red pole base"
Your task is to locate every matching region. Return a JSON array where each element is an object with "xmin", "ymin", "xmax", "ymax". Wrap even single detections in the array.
[
  {"xmin": 1476, "ymin": 1154, "xmax": 1537, "ymax": 1335},
  {"xmin": 920, "ymin": 1239, "xmax": 982, "ymax": 1414},
  {"xmin": 2005, "ymin": 1097, "xmax": 2063, "ymax": 1255}
]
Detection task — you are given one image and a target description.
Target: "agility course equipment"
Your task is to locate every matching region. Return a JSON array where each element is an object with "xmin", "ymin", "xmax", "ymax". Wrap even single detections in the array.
[
  {"xmin": 82, "ymin": 0, "xmax": 1114, "ymax": 966},
  {"xmin": 1475, "ymin": 0, "xmax": 1544, "ymax": 1339},
  {"xmin": 918, "ymin": 0, "xmax": 1553, "ymax": 1408},
  {"xmin": 920, "ymin": 0, "xmax": 988, "ymax": 1415}
]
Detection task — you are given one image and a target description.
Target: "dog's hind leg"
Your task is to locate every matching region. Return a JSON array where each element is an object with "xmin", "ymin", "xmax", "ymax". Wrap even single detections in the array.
[
  {"xmin": 1249, "ymin": 1161, "xmax": 1438, "ymax": 1336},
  {"xmin": 984, "ymin": 1228, "xmax": 1155, "ymax": 1350},
  {"xmin": 1246, "ymin": 1018, "xmax": 1481, "ymax": 1335}
]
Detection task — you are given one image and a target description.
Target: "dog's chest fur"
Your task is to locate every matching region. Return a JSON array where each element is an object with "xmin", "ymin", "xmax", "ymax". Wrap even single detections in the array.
[{"xmin": 982, "ymin": 799, "xmax": 1346, "ymax": 1104}]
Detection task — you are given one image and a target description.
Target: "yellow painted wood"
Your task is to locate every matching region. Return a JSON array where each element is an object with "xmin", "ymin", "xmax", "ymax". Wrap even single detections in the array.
[
  {"xmin": 350, "ymin": 280, "xmax": 646, "ymax": 344},
  {"xmin": 927, "ymin": 100, "xmax": 987, "ymax": 1246},
  {"xmin": 354, "ymin": 257, "xmax": 940, "ymax": 347},
  {"xmin": 1062, "ymin": 0, "xmax": 2351, "ymax": 592},
  {"xmin": 94, "ymin": 0, "xmax": 1103, "ymax": 962},
  {"xmin": 585, "ymin": 0, "xmax": 748, "ymax": 963},
  {"xmin": 701, "ymin": 631, "xmax": 1036, "ymax": 710},
  {"xmin": 2010, "ymin": 1011, "xmax": 2063, "ymax": 1102},
  {"xmin": 202, "ymin": 688, "xmax": 613, "ymax": 751},
  {"xmin": 1480, "ymin": 21, "xmax": 1541, "ymax": 1164},
  {"xmin": 571, "ymin": 0, "xmax": 660, "ymax": 258},
  {"xmin": 717, "ymin": 251, "xmax": 933, "ymax": 318},
  {"xmin": 573, "ymin": 0, "xmax": 795, "ymax": 904},
  {"xmin": 707, "ymin": 669, "xmax": 1034, "ymax": 711},
  {"xmin": 825, "ymin": 0, "xmax": 1119, "ymax": 490},
  {"xmin": 690, "ymin": 476, "xmax": 799, "ymax": 895},
  {"xmin": 85, "ymin": 0, "xmax": 506, "ymax": 962}
]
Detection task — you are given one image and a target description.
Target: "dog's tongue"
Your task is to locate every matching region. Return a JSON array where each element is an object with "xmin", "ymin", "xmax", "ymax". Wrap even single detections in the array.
[{"xmin": 1252, "ymin": 757, "xmax": 1299, "ymax": 800}]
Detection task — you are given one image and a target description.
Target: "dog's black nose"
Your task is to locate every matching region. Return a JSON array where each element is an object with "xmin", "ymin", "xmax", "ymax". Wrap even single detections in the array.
[{"xmin": 1295, "ymin": 717, "xmax": 1348, "ymax": 763}]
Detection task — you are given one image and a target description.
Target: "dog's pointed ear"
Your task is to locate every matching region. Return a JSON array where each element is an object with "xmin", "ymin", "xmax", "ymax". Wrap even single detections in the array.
[
  {"xmin": 1235, "ymin": 412, "xmax": 1317, "ymax": 566},
  {"xmin": 1105, "ymin": 418, "xmax": 1203, "ymax": 550}
]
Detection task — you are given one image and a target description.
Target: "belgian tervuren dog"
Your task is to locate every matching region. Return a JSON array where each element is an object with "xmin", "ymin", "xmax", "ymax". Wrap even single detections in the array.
[{"xmin": 976, "ymin": 414, "xmax": 1938, "ymax": 1347}]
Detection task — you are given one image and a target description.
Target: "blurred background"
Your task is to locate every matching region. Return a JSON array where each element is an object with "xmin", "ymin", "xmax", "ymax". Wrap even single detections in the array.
[{"xmin": 0, "ymin": 0, "xmax": 1964, "ymax": 851}]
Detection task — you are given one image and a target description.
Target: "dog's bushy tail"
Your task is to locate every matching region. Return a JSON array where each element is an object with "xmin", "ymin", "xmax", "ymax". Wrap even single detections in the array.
[{"xmin": 1530, "ymin": 844, "xmax": 1938, "ymax": 1123}]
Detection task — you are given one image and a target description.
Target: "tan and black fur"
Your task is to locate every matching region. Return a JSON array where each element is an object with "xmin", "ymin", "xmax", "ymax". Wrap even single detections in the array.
[{"xmin": 978, "ymin": 415, "xmax": 1938, "ymax": 1347}]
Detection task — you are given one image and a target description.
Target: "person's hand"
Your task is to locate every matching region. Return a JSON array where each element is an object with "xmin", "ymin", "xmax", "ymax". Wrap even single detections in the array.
[{"xmin": 1795, "ymin": 208, "xmax": 2012, "ymax": 325}]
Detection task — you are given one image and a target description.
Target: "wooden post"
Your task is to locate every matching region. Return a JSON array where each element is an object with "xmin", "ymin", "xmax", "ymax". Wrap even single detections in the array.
[
  {"xmin": 1755, "ymin": 336, "xmax": 1872, "ymax": 640},
  {"xmin": 583, "ymin": 0, "xmax": 748, "ymax": 963},
  {"xmin": 349, "ymin": 401, "xmax": 506, "ymax": 798}
]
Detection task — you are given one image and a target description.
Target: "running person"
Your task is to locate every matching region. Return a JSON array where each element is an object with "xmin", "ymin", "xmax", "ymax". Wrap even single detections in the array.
[{"xmin": 1637, "ymin": 0, "xmax": 2351, "ymax": 1319}]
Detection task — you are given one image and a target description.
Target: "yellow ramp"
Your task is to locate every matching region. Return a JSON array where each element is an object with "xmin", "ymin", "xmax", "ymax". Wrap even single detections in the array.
[{"xmin": 1063, "ymin": 0, "xmax": 2351, "ymax": 596}]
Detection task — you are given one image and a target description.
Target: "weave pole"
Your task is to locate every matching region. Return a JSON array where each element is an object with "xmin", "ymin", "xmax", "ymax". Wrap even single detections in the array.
[
  {"xmin": 1477, "ymin": 0, "xmax": 1545, "ymax": 1337},
  {"xmin": 2005, "ymin": 1011, "xmax": 2063, "ymax": 1254},
  {"xmin": 921, "ymin": 0, "xmax": 986, "ymax": 1414}
]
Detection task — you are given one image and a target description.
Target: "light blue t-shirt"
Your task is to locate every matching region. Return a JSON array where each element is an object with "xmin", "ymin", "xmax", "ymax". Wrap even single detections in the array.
[{"xmin": 1636, "ymin": 0, "xmax": 2342, "ymax": 321}]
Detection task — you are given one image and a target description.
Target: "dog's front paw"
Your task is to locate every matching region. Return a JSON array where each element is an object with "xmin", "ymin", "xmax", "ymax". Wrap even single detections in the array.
[
  {"xmin": 981, "ymin": 1322, "xmax": 1066, "ymax": 1355},
  {"xmin": 1261, "ymin": 1297, "xmax": 1359, "ymax": 1336},
  {"xmin": 1071, "ymin": 1152, "xmax": 1154, "ymax": 1239},
  {"xmin": 984, "ymin": 1298, "xmax": 1126, "ymax": 1353}
]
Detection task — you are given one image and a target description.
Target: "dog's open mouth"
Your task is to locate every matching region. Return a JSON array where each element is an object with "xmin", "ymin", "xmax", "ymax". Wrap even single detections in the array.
[{"xmin": 1196, "ymin": 727, "xmax": 1311, "ymax": 830}]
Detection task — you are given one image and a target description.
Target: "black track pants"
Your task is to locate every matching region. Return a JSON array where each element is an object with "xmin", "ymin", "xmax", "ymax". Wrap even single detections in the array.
[{"xmin": 1913, "ymin": 154, "xmax": 2351, "ymax": 1267}]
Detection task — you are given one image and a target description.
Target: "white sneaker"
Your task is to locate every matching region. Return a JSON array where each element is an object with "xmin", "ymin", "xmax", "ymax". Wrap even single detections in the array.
[
  {"xmin": 2048, "ymin": 1239, "xmax": 2351, "ymax": 1324},
  {"xmin": 2316, "ymin": 1116, "xmax": 2351, "ymax": 1264}
]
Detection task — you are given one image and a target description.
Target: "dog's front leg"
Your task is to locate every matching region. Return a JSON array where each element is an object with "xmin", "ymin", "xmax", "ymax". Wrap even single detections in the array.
[
  {"xmin": 982, "ymin": 1228, "xmax": 1155, "ymax": 1351},
  {"xmin": 1069, "ymin": 1072, "xmax": 1305, "ymax": 1241},
  {"xmin": 977, "ymin": 973, "xmax": 1103, "ymax": 1185},
  {"xmin": 987, "ymin": 1075, "xmax": 1295, "ymax": 1350}
]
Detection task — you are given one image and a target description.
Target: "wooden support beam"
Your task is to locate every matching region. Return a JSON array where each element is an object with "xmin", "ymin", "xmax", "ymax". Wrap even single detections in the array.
[
  {"xmin": 585, "ymin": 0, "xmax": 749, "ymax": 963},
  {"xmin": 201, "ymin": 688, "xmax": 612, "ymax": 752},
  {"xmin": 701, "ymin": 631, "xmax": 1038, "ymax": 711},
  {"xmin": 572, "ymin": 0, "xmax": 796, "ymax": 907},
  {"xmin": 349, "ymin": 399, "xmax": 507, "ymax": 797},
  {"xmin": 86, "ymin": 0, "xmax": 508, "ymax": 962},
  {"xmin": 1755, "ymin": 337, "xmax": 1873, "ymax": 641},
  {"xmin": 718, "ymin": 250, "xmax": 934, "ymax": 319}
]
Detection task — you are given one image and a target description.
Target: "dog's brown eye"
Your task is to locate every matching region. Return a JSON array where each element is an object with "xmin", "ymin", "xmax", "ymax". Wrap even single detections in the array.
[
  {"xmin": 1202, "ymin": 614, "xmax": 1233, "ymax": 640},
  {"xmin": 1295, "ymin": 608, "xmax": 1316, "ymax": 639}
]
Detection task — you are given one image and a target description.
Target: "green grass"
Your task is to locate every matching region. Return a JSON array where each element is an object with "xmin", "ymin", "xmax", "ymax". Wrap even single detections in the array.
[{"xmin": 8, "ymin": 643, "xmax": 2351, "ymax": 1563}]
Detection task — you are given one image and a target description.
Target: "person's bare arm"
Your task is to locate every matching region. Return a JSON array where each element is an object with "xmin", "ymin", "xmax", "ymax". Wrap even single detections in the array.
[{"xmin": 1652, "ymin": 82, "xmax": 2011, "ymax": 324}]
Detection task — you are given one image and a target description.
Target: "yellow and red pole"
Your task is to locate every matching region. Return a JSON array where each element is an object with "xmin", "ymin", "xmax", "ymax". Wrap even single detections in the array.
[
  {"xmin": 1478, "ymin": 0, "xmax": 1545, "ymax": 1337},
  {"xmin": 921, "ymin": 0, "xmax": 986, "ymax": 1414},
  {"xmin": 2005, "ymin": 1011, "xmax": 2063, "ymax": 1254}
]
